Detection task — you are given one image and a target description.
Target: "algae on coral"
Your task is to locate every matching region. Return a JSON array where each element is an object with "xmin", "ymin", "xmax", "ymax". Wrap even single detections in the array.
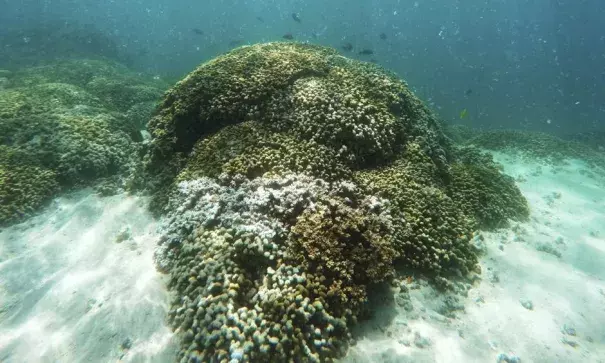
[
  {"xmin": 0, "ymin": 58, "xmax": 167, "ymax": 225},
  {"xmin": 145, "ymin": 42, "xmax": 529, "ymax": 362}
]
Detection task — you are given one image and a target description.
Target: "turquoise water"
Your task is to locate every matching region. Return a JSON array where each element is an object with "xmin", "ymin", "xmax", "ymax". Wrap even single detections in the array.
[{"xmin": 0, "ymin": 2, "xmax": 604, "ymax": 363}]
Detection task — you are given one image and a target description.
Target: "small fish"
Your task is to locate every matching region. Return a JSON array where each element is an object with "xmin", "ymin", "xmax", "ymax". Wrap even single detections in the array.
[
  {"xmin": 341, "ymin": 42, "xmax": 353, "ymax": 52},
  {"xmin": 283, "ymin": 33, "xmax": 294, "ymax": 40},
  {"xmin": 229, "ymin": 39, "xmax": 243, "ymax": 46},
  {"xmin": 465, "ymin": 88, "xmax": 473, "ymax": 96},
  {"xmin": 256, "ymin": 16, "xmax": 264, "ymax": 22},
  {"xmin": 379, "ymin": 32, "xmax": 387, "ymax": 40},
  {"xmin": 292, "ymin": 13, "xmax": 301, "ymax": 23},
  {"xmin": 459, "ymin": 108, "xmax": 468, "ymax": 119},
  {"xmin": 358, "ymin": 49, "xmax": 374, "ymax": 55},
  {"xmin": 192, "ymin": 28, "xmax": 204, "ymax": 35}
]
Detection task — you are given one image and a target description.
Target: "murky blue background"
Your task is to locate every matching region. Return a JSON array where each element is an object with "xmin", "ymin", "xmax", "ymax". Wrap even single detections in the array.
[{"xmin": 1, "ymin": 0, "xmax": 603, "ymax": 135}]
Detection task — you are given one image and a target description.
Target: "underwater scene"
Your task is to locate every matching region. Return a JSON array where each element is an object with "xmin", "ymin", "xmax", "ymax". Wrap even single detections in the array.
[{"xmin": 0, "ymin": 1, "xmax": 604, "ymax": 362}]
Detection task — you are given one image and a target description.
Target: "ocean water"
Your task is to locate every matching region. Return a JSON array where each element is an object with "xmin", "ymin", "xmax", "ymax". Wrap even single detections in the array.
[{"xmin": 0, "ymin": 1, "xmax": 604, "ymax": 363}]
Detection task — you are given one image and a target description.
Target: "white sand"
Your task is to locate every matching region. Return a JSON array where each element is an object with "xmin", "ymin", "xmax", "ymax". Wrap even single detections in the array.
[
  {"xmin": 0, "ymin": 190, "xmax": 177, "ymax": 362},
  {"xmin": 1, "ymin": 153, "xmax": 604, "ymax": 363},
  {"xmin": 347, "ymin": 154, "xmax": 605, "ymax": 363}
]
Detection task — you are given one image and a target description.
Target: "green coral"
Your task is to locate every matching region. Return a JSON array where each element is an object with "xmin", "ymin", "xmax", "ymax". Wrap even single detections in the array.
[
  {"xmin": 0, "ymin": 83, "xmax": 104, "ymax": 119},
  {"xmin": 356, "ymin": 144, "xmax": 477, "ymax": 276},
  {"xmin": 125, "ymin": 101, "xmax": 159, "ymax": 129},
  {"xmin": 169, "ymin": 226, "xmax": 351, "ymax": 363},
  {"xmin": 1, "ymin": 112, "xmax": 133, "ymax": 184},
  {"xmin": 86, "ymin": 77, "xmax": 164, "ymax": 112},
  {"xmin": 0, "ymin": 89, "xmax": 28, "ymax": 118},
  {"xmin": 146, "ymin": 42, "xmax": 529, "ymax": 362},
  {"xmin": 263, "ymin": 66, "xmax": 405, "ymax": 167},
  {"xmin": 147, "ymin": 43, "xmax": 336, "ymax": 162},
  {"xmin": 569, "ymin": 131, "xmax": 605, "ymax": 151},
  {"xmin": 448, "ymin": 147, "xmax": 530, "ymax": 229},
  {"xmin": 0, "ymin": 111, "xmax": 134, "ymax": 225},
  {"xmin": 0, "ymin": 58, "xmax": 165, "ymax": 225},
  {"xmin": 466, "ymin": 130, "xmax": 569, "ymax": 159},
  {"xmin": 10, "ymin": 58, "xmax": 166, "ymax": 90},
  {"xmin": 26, "ymin": 82, "xmax": 104, "ymax": 110},
  {"xmin": 443, "ymin": 123, "xmax": 478, "ymax": 144},
  {"xmin": 10, "ymin": 59, "xmax": 168, "ymax": 112},
  {"xmin": 287, "ymin": 196, "xmax": 396, "ymax": 311},
  {"xmin": 179, "ymin": 121, "xmax": 351, "ymax": 182},
  {"xmin": 0, "ymin": 146, "xmax": 58, "ymax": 225},
  {"xmin": 52, "ymin": 113, "xmax": 133, "ymax": 182},
  {"xmin": 145, "ymin": 42, "xmax": 449, "ymax": 195},
  {"xmin": 466, "ymin": 129, "xmax": 605, "ymax": 168}
]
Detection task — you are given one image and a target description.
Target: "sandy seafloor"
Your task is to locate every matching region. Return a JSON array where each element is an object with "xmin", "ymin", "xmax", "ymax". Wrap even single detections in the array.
[
  {"xmin": 0, "ymin": 151, "xmax": 604, "ymax": 363},
  {"xmin": 0, "ymin": 193, "xmax": 178, "ymax": 362}
]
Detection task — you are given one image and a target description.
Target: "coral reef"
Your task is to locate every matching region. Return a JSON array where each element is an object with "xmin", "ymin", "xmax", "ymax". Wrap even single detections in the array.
[
  {"xmin": 461, "ymin": 129, "xmax": 605, "ymax": 168},
  {"xmin": 355, "ymin": 144, "xmax": 478, "ymax": 276},
  {"xmin": 179, "ymin": 121, "xmax": 351, "ymax": 183},
  {"xmin": 146, "ymin": 42, "xmax": 528, "ymax": 362},
  {"xmin": 0, "ymin": 22, "xmax": 135, "ymax": 67},
  {"xmin": 10, "ymin": 58, "xmax": 167, "ymax": 112},
  {"xmin": 0, "ymin": 82, "xmax": 103, "ymax": 119},
  {"xmin": 160, "ymin": 175, "xmax": 357, "ymax": 362},
  {"xmin": 448, "ymin": 147, "xmax": 530, "ymax": 229},
  {"xmin": 0, "ymin": 59, "xmax": 167, "ymax": 225},
  {"xmin": 0, "ymin": 145, "xmax": 58, "ymax": 224},
  {"xmin": 465, "ymin": 129, "xmax": 575, "ymax": 160},
  {"xmin": 442, "ymin": 123, "xmax": 478, "ymax": 144},
  {"xmin": 145, "ymin": 42, "xmax": 449, "ymax": 188},
  {"xmin": 287, "ymin": 193, "xmax": 396, "ymax": 309},
  {"xmin": 566, "ymin": 130, "xmax": 605, "ymax": 151}
]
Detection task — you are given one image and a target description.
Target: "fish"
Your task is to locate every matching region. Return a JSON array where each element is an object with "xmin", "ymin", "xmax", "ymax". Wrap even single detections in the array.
[
  {"xmin": 192, "ymin": 28, "xmax": 204, "ymax": 35},
  {"xmin": 292, "ymin": 13, "xmax": 301, "ymax": 23},
  {"xmin": 256, "ymin": 16, "xmax": 264, "ymax": 22},
  {"xmin": 341, "ymin": 42, "xmax": 353, "ymax": 52},
  {"xmin": 282, "ymin": 33, "xmax": 294, "ymax": 40},
  {"xmin": 379, "ymin": 32, "xmax": 387, "ymax": 40},
  {"xmin": 358, "ymin": 49, "xmax": 374, "ymax": 55},
  {"xmin": 229, "ymin": 39, "xmax": 243, "ymax": 47},
  {"xmin": 465, "ymin": 88, "xmax": 473, "ymax": 96},
  {"xmin": 459, "ymin": 108, "xmax": 468, "ymax": 119}
]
